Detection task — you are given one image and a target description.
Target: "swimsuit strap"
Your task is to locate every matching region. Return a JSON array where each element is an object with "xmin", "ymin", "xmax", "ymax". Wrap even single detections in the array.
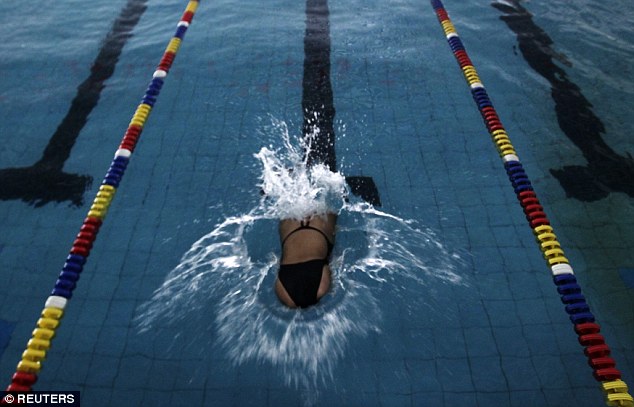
[{"xmin": 281, "ymin": 220, "xmax": 334, "ymax": 255}]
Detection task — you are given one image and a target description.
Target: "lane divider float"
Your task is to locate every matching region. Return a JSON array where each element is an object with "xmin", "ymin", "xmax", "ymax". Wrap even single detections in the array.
[
  {"xmin": 5, "ymin": 0, "xmax": 200, "ymax": 392},
  {"xmin": 429, "ymin": 1, "xmax": 633, "ymax": 406}
]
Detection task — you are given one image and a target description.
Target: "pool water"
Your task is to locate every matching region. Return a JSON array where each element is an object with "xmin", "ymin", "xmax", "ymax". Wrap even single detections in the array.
[{"xmin": 1, "ymin": 0, "xmax": 633, "ymax": 406}]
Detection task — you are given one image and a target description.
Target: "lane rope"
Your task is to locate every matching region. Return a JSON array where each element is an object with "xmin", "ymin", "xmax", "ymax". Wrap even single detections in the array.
[
  {"xmin": 429, "ymin": 1, "xmax": 633, "ymax": 406},
  {"xmin": 5, "ymin": 0, "xmax": 200, "ymax": 392}
]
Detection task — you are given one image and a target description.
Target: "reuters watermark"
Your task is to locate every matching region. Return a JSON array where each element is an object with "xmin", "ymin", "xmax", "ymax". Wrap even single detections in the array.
[{"xmin": 1, "ymin": 392, "xmax": 80, "ymax": 406}]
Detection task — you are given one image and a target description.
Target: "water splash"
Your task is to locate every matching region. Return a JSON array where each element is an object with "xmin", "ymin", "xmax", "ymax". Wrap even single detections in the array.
[
  {"xmin": 342, "ymin": 202, "xmax": 464, "ymax": 287},
  {"xmin": 254, "ymin": 116, "xmax": 347, "ymax": 220},
  {"xmin": 134, "ymin": 119, "xmax": 466, "ymax": 401}
]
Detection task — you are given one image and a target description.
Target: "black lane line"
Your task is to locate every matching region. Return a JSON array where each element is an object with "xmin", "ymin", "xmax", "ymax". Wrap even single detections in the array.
[
  {"xmin": 0, "ymin": 0, "xmax": 149, "ymax": 207},
  {"xmin": 302, "ymin": 0, "xmax": 337, "ymax": 172},
  {"xmin": 492, "ymin": 0, "xmax": 634, "ymax": 202},
  {"xmin": 302, "ymin": 0, "xmax": 381, "ymax": 206}
]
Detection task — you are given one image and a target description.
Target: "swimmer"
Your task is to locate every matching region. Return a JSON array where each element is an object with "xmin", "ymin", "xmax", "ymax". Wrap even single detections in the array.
[{"xmin": 275, "ymin": 213, "xmax": 337, "ymax": 308}]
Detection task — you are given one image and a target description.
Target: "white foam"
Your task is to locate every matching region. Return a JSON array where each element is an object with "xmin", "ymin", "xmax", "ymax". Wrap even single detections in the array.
[{"xmin": 254, "ymin": 118, "xmax": 347, "ymax": 220}]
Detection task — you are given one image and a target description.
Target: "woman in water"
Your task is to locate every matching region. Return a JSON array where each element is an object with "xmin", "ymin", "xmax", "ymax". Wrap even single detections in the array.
[{"xmin": 275, "ymin": 213, "xmax": 337, "ymax": 308}]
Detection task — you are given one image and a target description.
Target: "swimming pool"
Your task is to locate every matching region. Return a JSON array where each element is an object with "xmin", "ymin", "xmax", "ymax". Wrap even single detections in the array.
[{"xmin": 1, "ymin": 0, "xmax": 633, "ymax": 405}]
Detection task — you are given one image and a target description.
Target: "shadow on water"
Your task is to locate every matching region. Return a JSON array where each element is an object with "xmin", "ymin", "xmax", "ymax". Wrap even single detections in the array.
[
  {"xmin": 492, "ymin": 0, "xmax": 634, "ymax": 201},
  {"xmin": 0, "ymin": 0, "xmax": 148, "ymax": 207}
]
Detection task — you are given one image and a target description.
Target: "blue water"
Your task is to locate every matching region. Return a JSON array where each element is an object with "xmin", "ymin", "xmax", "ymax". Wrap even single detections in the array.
[{"xmin": 1, "ymin": 0, "xmax": 633, "ymax": 406}]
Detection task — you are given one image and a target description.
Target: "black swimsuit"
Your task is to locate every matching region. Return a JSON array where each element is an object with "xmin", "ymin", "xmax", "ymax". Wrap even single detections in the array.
[{"xmin": 278, "ymin": 220, "xmax": 334, "ymax": 308}]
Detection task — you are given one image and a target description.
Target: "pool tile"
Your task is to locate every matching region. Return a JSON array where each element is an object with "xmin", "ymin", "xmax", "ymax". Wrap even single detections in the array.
[
  {"xmin": 618, "ymin": 268, "xmax": 634, "ymax": 288},
  {"xmin": 377, "ymin": 359, "xmax": 411, "ymax": 395},
  {"xmin": 531, "ymin": 355, "xmax": 570, "ymax": 389},
  {"xmin": 508, "ymin": 389, "xmax": 548, "ymax": 407},
  {"xmin": 493, "ymin": 326, "xmax": 532, "ymax": 357},
  {"xmin": 85, "ymin": 354, "xmax": 119, "ymax": 387},
  {"xmin": 109, "ymin": 389, "xmax": 145, "ymax": 407},
  {"xmin": 464, "ymin": 326, "xmax": 499, "ymax": 357},
  {"xmin": 406, "ymin": 359, "xmax": 441, "ymax": 393},
  {"xmin": 470, "ymin": 356, "xmax": 508, "ymax": 392},
  {"xmin": 436, "ymin": 358, "xmax": 474, "ymax": 392},
  {"xmin": 476, "ymin": 391, "xmax": 511, "ymax": 406}
]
